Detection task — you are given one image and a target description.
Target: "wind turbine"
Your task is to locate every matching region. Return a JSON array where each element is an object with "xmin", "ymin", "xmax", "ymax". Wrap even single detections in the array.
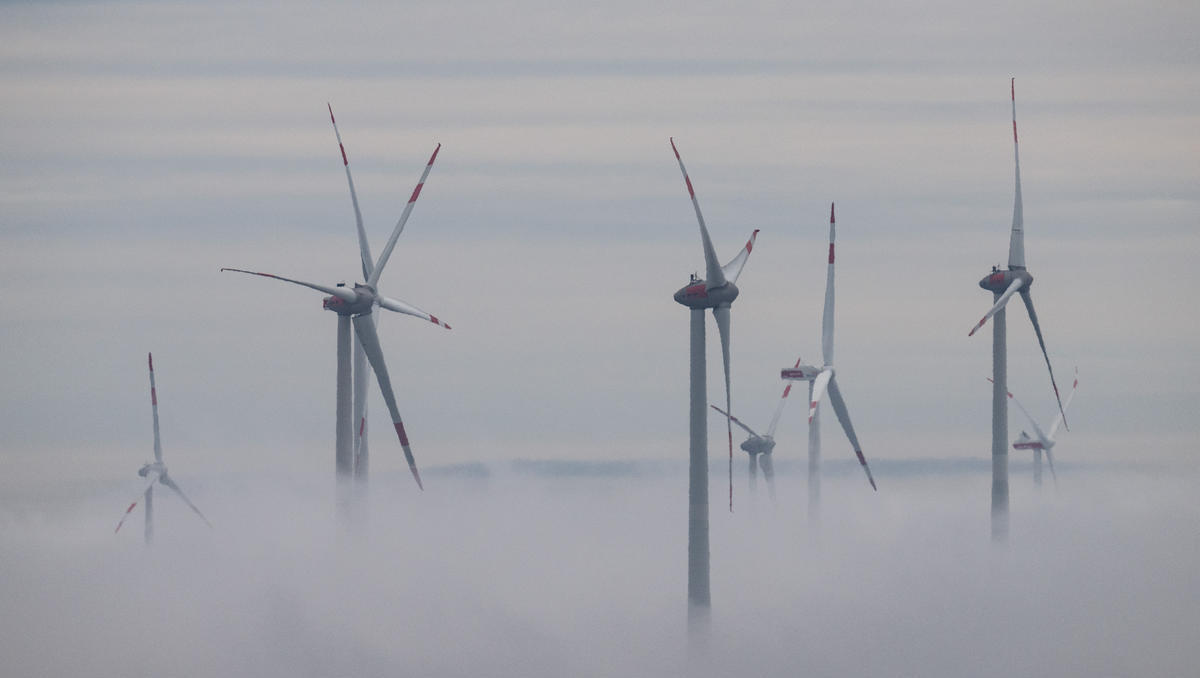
[
  {"xmin": 709, "ymin": 356, "xmax": 803, "ymax": 501},
  {"xmin": 669, "ymin": 138, "xmax": 759, "ymax": 627},
  {"xmin": 223, "ymin": 110, "xmax": 449, "ymax": 496},
  {"xmin": 990, "ymin": 368, "xmax": 1078, "ymax": 487},
  {"xmin": 115, "ymin": 353, "xmax": 212, "ymax": 545},
  {"xmin": 968, "ymin": 79, "xmax": 1069, "ymax": 540},
  {"xmin": 780, "ymin": 203, "xmax": 877, "ymax": 525}
]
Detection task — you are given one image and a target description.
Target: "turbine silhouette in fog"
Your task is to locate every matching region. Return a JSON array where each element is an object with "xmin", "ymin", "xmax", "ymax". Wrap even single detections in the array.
[
  {"xmin": 968, "ymin": 80, "xmax": 1069, "ymax": 540},
  {"xmin": 670, "ymin": 138, "xmax": 759, "ymax": 629},
  {"xmin": 781, "ymin": 204, "xmax": 877, "ymax": 523},
  {"xmin": 114, "ymin": 353, "xmax": 211, "ymax": 544},
  {"xmin": 223, "ymin": 106, "xmax": 450, "ymax": 500},
  {"xmin": 709, "ymin": 356, "xmax": 803, "ymax": 501},
  {"xmin": 990, "ymin": 368, "xmax": 1078, "ymax": 487}
]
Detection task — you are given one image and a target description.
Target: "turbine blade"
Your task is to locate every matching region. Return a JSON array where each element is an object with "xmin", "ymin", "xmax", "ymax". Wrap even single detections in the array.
[
  {"xmin": 1045, "ymin": 447, "xmax": 1059, "ymax": 488},
  {"xmin": 710, "ymin": 404, "xmax": 759, "ymax": 438},
  {"xmin": 1019, "ymin": 289, "xmax": 1068, "ymax": 431},
  {"xmin": 719, "ymin": 229, "xmax": 760, "ymax": 284},
  {"xmin": 148, "ymin": 353, "xmax": 162, "ymax": 464},
  {"xmin": 809, "ymin": 369, "xmax": 833, "ymax": 424},
  {"xmin": 968, "ymin": 277, "xmax": 1024, "ymax": 336},
  {"xmin": 759, "ymin": 453, "xmax": 777, "ymax": 502},
  {"xmin": 827, "ymin": 376, "xmax": 877, "ymax": 490},
  {"xmin": 352, "ymin": 326, "xmax": 371, "ymax": 474},
  {"xmin": 328, "ymin": 103, "xmax": 374, "ymax": 281},
  {"xmin": 368, "ymin": 143, "xmax": 441, "ymax": 288},
  {"xmin": 765, "ymin": 357, "xmax": 802, "ymax": 437},
  {"xmin": 670, "ymin": 138, "xmax": 726, "ymax": 290},
  {"xmin": 1008, "ymin": 78, "xmax": 1026, "ymax": 270},
  {"xmin": 352, "ymin": 314, "xmax": 423, "ymax": 489},
  {"xmin": 378, "ymin": 295, "xmax": 451, "ymax": 329},
  {"xmin": 160, "ymin": 476, "xmax": 212, "ymax": 528},
  {"xmin": 1046, "ymin": 367, "xmax": 1078, "ymax": 440},
  {"xmin": 822, "ymin": 202, "xmax": 836, "ymax": 366},
  {"xmin": 114, "ymin": 472, "xmax": 158, "ymax": 534},
  {"xmin": 219, "ymin": 268, "xmax": 357, "ymax": 303},
  {"xmin": 713, "ymin": 304, "xmax": 734, "ymax": 512}
]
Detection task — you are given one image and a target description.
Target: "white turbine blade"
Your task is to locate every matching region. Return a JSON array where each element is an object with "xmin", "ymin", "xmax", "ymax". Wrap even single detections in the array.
[
  {"xmin": 367, "ymin": 143, "xmax": 441, "ymax": 288},
  {"xmin": 968, "ymin": 277, "xmax": 1024, "ymax": 336},
  {"xmin": 822, "ymin": 202, "xmax": 837, "ymax": 366},
  {"xmin": 160, "ymin": 476, "xmax": 212, "ymax": 528},
  {"xmin": 378, "ymin": 295, "xmax": 451, "ymax": 329},
  {"xmin": 1047, "ymin": 367, "xmax": 1078, "ymax": 440},
  {"xmin": 1008, "ymin": 78, "xmax": 1026, "ymax": 271},
  {"xmin": 219, "ymin": 268, "xmax": 357, "ymax": 303},
  {"xmin": 670, "ymin": 138, "xmax": 726, "ymax": 290},
  {"xmin": 720, "ymin": 229, "xmax": 760, "ymax": 284},
  {"xmin": 147, "ymin": 353, "xmax": 162, "ymax": 463},
  {"xmin": 713, "ymin": 304, "xmax": 734, "ymax": 512},
  {"xmin": 352, "ymin": 314, "xmax": 423, "ymax": 489},
  {"xmin": 989, "ymin": 377, "xmax": 1050, "ymax": 445},
  {"xmin": 1019, "ymin": 289, "xmax": 1068, "ymax": 431},
  {"xmin": 710, "ymin": 404, "xmax": 760, "ymax": 438},
  {"xmin": 827, "ymin": 376, "xmax": 877, "ymax": 490},
  {"xmin": 766, "ymin": 357, "xmax": 803, "ymax": 437},
  {"xmin": 808, "ymin": 369, "xmax": 833, "ymax": 424},
  {"xmin": 328, "ymin": 103, "xmax": 374, "ymax": 281},
  {"xmin": 114, "ymin": 471, "xmax": 158, "ymax": 534}
]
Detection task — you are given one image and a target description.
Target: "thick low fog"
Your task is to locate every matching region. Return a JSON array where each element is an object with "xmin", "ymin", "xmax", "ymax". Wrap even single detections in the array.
[{"xmin": 2, "ymin": 458, "xmax": 1195, "ymax": 677}]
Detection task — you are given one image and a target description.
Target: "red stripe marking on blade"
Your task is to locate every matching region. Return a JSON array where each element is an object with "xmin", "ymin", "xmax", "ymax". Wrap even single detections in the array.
[
  {"xmin": 409, "ymin": 182, "xmax": 424, "ymax": 203},
  {"xmin": 427, "ymin": 143, "xmax": 441, "ymax": 166},
  {"xmin": 340, "ymin": 143, "xmax": 348, "ymax": 166},
  {"xmin": 394, "ymin": 421, "xmax": 410, "ymax": 447},
  {"xmin": 828, "ymin": 243, "xmax": 835, "ymax": 264}
]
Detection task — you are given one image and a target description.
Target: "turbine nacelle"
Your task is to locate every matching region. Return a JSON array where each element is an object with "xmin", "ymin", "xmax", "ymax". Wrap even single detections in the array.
[
  {"xmin": 979, "ymin": 268, "xmax": 1033, "ymax": 294},
  {"xmin": 740, "ymin": 435, "xmax": 775, "ymax": 456},
  {"xmin": 781, "ymin": 364, "xmax": 823, "ymax": 381},
  {"xmin": 674, "ymin": 279, "xmax": 739, "ymax": 309}
]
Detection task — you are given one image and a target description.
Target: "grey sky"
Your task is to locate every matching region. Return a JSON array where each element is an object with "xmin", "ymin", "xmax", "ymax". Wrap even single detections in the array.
[{"xmin": 1, "ymin": 0, "xmax": 1198, "ymax": 480}]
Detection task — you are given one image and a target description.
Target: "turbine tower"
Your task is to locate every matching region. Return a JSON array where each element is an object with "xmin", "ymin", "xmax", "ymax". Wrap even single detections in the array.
[
  {"xmin": 968, "ymin": 80, "xmax": 1068, "ymax": 540},
  {"xmin": 781, "ymin": 204, "xmax": 877, "ymax": 524},
  {"xmin": 709, "ymin": 356, "xmax": 803, "ymax": 501},
  {"xmin": 223, "ymin": 109, "xmax": 450, "ymax": 502},
  {"xmin": 115, "ymin": 353, "xmax": 212, "ymax": 544},
  {"xmin": 670, "ymin": 138, "xmax": 759, "ymax": 629}
]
